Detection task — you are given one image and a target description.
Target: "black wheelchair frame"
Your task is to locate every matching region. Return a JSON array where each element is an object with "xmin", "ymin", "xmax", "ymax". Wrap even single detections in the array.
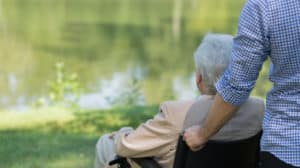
[{"xmin": 109, "ymin": 131, "xmax": 262, "ymax": 168}]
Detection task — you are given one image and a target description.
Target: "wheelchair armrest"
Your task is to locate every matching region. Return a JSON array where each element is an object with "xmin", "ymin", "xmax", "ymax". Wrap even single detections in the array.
[
  {"xmin": 132, "ymin": 157, "xmax": 162, "ymax": 168},
  {"xmin": 109, "ymin": 156, "xmax": 131, "ymax": 168},
  {"xmin": 109, "ymin": 155, "xmax": 161, "ymax": 168}
]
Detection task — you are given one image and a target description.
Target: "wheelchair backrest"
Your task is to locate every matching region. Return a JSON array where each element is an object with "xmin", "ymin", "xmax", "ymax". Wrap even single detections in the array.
[
  {"xmin": 183, "ymin": 97, "xmax": 264, "ymax": 141},
  {"xmin": 173, "ymin": 132, "xmax": 262, "ymax": 168}
]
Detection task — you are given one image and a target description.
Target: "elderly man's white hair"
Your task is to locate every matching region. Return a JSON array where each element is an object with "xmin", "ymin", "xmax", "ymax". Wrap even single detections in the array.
[{"xmin": 194, "ymin": 33, "xmax": 233, "ymax": 95}]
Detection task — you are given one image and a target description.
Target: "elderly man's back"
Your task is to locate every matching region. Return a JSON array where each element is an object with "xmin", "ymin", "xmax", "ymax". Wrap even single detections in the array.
[{"xmin": 94, "ymin": 96, "xmax": 264, "ymax": 168}]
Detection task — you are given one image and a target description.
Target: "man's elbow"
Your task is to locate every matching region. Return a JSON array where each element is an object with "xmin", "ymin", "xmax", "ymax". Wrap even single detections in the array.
[
  {"xmin": 115, "ymin": 139, "xmax": 137, "ymax": 157},
  {"xmin": 116, "ymin": 142, "xmax": 128, "ymax": 157}
]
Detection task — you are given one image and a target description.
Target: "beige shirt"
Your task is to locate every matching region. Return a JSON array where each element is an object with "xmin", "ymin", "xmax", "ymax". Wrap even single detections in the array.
[{"xmin": 114, "ymin": 96, "xmax": 265, "ymax": 168}]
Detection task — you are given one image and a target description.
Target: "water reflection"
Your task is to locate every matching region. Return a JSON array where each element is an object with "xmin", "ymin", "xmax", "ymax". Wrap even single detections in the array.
[
  {"xmin": 79, "ymin": 69, "xmax": 146, "ymax": 109},
  {"xmin": 8, "ymin": 73, "xmax": 17, "ymax": 93},
  {"xmin": 173, "ymin": 74, "xmax": 198, "ymax": 100},
  {"xmin": 0, "ymin": 96, "xmax": 8, "ymax": 105},
  {"xmin": 80, "ymin": 70, "xmax": 198, "ymax": 109},
  {"xmin": 2, "ymin": 65, "xmax": 200, "ymax": 110},
  {"xmin": 0, "ymin": 0, "xmax": 269, "ymax": 110}
]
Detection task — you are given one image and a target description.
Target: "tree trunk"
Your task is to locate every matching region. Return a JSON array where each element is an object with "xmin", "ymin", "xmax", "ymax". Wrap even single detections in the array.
[
  {"xmin": 191, "ymin": 0, "xmax": 198, "ymax": 9},
  {"xmin": 0, "ymin": 0, "xmax": 6, "ymax": 34},
  {"xmin": 172, "ymin": 0, "xmax": 183, "ymax": 41}
]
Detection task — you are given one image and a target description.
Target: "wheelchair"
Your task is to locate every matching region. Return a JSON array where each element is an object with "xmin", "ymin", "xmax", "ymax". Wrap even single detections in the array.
[{"xmin": 109, "ymin": 131, "xmax": 262, "ymax": 168}]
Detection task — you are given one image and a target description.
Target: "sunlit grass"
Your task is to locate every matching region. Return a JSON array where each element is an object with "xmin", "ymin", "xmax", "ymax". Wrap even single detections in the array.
[
  {"xmin": 0, "ymin": 131, "xmax": 96, "ymax": 168},
  {"xmin": 0, "ymin": 107, "xmax": 73, "ymax": 130},
  {"xmin": 0, "ymin": 105, "xmax": 158, "ymax": 168}
]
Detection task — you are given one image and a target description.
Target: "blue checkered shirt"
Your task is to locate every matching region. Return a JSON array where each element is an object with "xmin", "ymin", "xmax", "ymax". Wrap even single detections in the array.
[{"xmin": 216, "ymin": 0, "xmax": 300, "ymax": 166}]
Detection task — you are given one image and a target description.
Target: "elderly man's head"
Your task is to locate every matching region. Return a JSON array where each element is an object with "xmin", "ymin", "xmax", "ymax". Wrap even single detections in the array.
[{"xmin": 194, "ymin": 33, "xmax": 233, "ymax": 95}]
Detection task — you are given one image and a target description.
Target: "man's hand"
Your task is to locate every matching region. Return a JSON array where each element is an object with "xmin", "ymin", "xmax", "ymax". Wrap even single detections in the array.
[
  {"xmin": 109, "ymin": 127, "xmax": 133, "ymax": 139},
  {"xmin": 183, "ymin": 125, "xmax": 208, "ymax": 152}
]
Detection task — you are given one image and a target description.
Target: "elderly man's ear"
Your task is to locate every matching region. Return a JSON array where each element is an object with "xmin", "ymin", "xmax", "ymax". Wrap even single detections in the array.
[{"xmin": 196, "ymin": 71, "xmax": 205, "ymax": 94}]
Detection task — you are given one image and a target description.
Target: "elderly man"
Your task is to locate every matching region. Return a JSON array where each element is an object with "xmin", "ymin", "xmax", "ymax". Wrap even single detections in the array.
[{"xmin": 94, "ymin": 33, "xmax": 265, "ymax": 168}]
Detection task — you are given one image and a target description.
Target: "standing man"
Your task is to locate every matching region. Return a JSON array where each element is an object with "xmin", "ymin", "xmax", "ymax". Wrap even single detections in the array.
[{"xmin": 184, "ymin": 0, "xmax": 300, "ymax": 167}]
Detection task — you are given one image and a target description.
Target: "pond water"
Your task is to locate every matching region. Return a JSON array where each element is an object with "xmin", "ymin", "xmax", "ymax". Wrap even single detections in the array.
[{"xmin": 0, "ymin": 0, "xmax": 269, "ymax": 110}]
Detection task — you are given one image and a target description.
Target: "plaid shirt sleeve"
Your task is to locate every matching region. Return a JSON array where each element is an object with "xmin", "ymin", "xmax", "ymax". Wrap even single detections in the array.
[{"xmin": 216, "ymin": 0, "xmax": 270, "ymax": 106}]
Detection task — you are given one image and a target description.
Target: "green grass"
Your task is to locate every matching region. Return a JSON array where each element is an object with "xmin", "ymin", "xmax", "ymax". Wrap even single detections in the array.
[{"xmin": 0, "ymin": 105, "xmax": 158, "ymax": 168}]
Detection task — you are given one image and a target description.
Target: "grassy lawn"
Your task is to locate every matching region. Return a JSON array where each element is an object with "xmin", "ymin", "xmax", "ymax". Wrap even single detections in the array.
[{"xmin": 0, "ymin": 105, "xmax": 158, "ymax": 168}]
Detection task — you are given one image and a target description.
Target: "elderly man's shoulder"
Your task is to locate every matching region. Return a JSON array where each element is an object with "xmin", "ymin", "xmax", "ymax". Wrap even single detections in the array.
[
  {"xmin": 160, "ymin": 99, "xmax": 196, "ymax": 113},
  {"xmin": 157, "ymin": 99, "xmax": 196, "ymax": 130},
  {"xmin": 159, "ymin": 95, "xmax": 216, "ymax": 115}
]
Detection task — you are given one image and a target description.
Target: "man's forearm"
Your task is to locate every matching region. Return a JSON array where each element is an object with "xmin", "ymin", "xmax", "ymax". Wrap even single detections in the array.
[{"xmin": 200, "ymin": 93, "xmax": 239, "ymax": 139}]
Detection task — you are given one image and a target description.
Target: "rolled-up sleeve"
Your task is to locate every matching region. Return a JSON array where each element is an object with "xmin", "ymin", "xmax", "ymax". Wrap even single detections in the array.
[{"xmin": 216, "ymin": 0, "xmax": 270, "ymax": 106}]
